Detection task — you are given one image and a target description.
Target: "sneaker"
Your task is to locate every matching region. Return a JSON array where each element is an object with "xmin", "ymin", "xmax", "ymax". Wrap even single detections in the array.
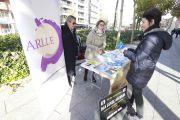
[
  {"xmin": 128, "ymin": 114, "xmax": 144, "ymax": 120},
  {"xmin": 133, "ymin": 115, "xmax": 144, "ymax": 120},
  {"xmin": 127, "ymin": 114, "xmax": 135, "ymax": 120}
]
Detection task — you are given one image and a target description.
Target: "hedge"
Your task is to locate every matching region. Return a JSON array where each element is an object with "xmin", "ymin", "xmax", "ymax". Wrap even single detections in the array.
[
  {"xmin": 76, "ymin": 30, "xmax": 143, "ymax": 49},
  {"xmin": 0, "ymin": 33, "xmax": 30, "ymax": 85}
]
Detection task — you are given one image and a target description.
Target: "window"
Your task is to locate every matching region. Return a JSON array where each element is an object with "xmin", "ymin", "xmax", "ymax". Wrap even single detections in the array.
[
  {"xmin": 3, "ymin": 24, "xmax": 8, "ymax": 28},
  {"xmin": 5, "ymin": 12, "xmax": 8, "ymax": 17},
  {"xmin": 11, "ymin": 13, "xmax": 14, "ymax": 19},
  {"xmin": 0, "ymin": 12, "xmax": 5, "ymax": 18}
]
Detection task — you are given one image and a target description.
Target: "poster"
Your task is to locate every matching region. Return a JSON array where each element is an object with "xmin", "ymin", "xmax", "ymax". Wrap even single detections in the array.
[
  {"xmin": 10, "ymin": 0, "xmax": 70, "ymax": 119},
  {"xmin": 99, "ymin": 86, "xmax": 127, "ymax": 120}
]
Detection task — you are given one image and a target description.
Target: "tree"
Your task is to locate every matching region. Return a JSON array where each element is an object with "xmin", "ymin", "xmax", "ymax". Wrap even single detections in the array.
[
  {"xmin": 136, "ymin": 0, "xmax": 176, "ymax": 16},
  {"xmin": 129, "ymin": 0, "xmax": 176, "ymax": 44},
  {"xmin": 130, "ymin": 0, "xmax": 137, "ymax": 44},
  {"xmin": 109, "ymin": 23, "xmax": 113, "ymax": 28},
  {"xmin": 99, "ymin": 12, "xmax": 109, "ymax": 26},
  {"xmin": 171, "ymin": 3, "xmax": 180, "ymax": 18}
]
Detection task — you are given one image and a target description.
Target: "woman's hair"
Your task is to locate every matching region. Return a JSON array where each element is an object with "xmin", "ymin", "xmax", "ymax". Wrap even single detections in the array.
[
  {"xmin": 96, "ymin": 20, "xmax": 105, "ymax": 28},
  {"xmin": 142, "ymin": 8, "xmax": 162, "ymax": 25}
]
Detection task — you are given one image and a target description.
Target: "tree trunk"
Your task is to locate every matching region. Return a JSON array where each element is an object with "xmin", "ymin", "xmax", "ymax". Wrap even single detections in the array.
[
  {"xmin": 113, "ymin": 0, "xmax": 119, "ymax": 30},
  {"xmin": 116, "ymin": 0, "xmax": 124, "ymax": 47},
  {"xmin": 135, "ymin": 16, "xmax": 139, "ymax": 30},
  {"xmin": 130, "ymin": 3, "xmax": 136, "ymax": 44}
]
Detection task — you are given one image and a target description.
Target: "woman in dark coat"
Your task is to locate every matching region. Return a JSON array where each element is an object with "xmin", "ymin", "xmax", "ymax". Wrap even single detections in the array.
[
  {"xmin": 61, "ymin": 15, "xmax": 78, "ymax": 86},
  {"xmin": 120, "ymin": 8, "xmax": 172, "ymax": 120}
]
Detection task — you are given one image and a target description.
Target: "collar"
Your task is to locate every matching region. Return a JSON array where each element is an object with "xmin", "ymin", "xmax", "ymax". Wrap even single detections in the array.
[{"xmin": 144, "ymin": 28, "xmax": 166, "ymax": 36}]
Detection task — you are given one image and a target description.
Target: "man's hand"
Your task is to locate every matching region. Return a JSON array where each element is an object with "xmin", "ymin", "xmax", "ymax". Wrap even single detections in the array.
[{"xmin": 76, "ymin": 56, "xmax": 78, "ymax": 59}]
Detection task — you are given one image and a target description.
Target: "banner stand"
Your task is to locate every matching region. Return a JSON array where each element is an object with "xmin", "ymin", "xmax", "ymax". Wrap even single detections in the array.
[{"xmin": 10, "ymin": 0, "xmax": 70, "ymax": 119}]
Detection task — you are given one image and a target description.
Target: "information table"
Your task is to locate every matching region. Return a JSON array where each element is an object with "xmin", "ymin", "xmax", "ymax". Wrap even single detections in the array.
[{"xmin": 81, "ymin": 49, "xmax": 131, "ymax": 95}]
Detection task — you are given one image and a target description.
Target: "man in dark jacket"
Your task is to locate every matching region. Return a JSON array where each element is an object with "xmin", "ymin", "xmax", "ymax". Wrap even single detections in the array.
[{"xmin": 61, "ymin": 15, "xmax": 78, "ymax": 87}]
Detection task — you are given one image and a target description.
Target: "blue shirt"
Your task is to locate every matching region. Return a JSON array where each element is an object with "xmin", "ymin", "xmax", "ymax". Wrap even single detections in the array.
[{"xmin": 68, "ymin": 27, "xmax": 74, "ymax": 34}]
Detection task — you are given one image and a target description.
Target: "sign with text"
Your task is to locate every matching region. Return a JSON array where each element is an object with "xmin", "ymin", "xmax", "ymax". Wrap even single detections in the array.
[
  {"xmin": 99, "ymin": 86, "xmax": 127, "ymax": 120},
  {"xmin": 10, "ymin": 0, "xmax": 70, "ymax": 119}
]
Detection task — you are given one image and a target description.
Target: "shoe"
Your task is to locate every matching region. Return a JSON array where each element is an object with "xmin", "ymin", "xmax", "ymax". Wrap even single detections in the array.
[
  {"xmin": 128, "ymin": 114, "xmax": 144, "ymax": 120},
  {"xmin": 69, "ymin": 81, "xmax": 76, "ymax": 87}
]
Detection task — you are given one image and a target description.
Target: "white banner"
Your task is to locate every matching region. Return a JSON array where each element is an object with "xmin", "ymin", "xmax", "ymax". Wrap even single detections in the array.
[{"xmin": 10, "ymin": 0, "xmax": 70, "ymax": 119}]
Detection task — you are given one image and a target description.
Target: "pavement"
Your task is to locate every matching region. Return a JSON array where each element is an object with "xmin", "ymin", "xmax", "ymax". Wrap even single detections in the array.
[{"xmin": 0, "ymin": 35, "xmax": 180, "ymax": 120}]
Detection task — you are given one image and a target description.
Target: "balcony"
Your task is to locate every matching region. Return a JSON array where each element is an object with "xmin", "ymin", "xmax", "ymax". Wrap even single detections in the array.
[
  {"xmin": 78, "ymin": 7, "xmax": 85, "ymax": 11},
  {"xmin": 78, "ymin": 13, "xmax": 84, "ymax": 18},
  {"xmin": 78, "ymin": 0, "xmax": 85, "ymax": 6},
  {"xmin": 61, "ymin": 1, "xmax": 72, "ymax": 8},
  {"xmin": 60, "ymin": 19, "xmax": 66, "ymax": 23},
  {"xmin": 78, "ymin": 0, "xmax": 85, "ymax": 4},
  {"xmin": 61, "ymin": 9, "xmax": 71, "ymax": 14},
  {"xmin": 78, "ymin": 20, "xmax": 84, "ymax": 23}
]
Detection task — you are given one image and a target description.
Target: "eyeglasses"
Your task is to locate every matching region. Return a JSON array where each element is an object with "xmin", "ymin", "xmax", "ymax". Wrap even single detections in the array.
[
  {"xmin": 73, "ymin": 22, "xmax": 76, "ymax": 25},
  {"xmin": 99, "ymin": 24, "xmax": 105, "ymax": 27}
]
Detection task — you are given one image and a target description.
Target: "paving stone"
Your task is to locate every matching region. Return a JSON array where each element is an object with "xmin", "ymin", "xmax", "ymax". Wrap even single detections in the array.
[
  {"xmin": 154, "ymin": 98, "xmax": 180, "ymax": 120},
  {"xmin": 5, "ymin": 89, "xmax": 27, "ymax": 113},
  {"xmin": 0, "ymin": 104, "xmax": 31, "ymax": 120},
  {"xmin": 75, "ymin": 92, "xmax": 101, "ymax": 120},
  {"xmin": 74, "ymin": 78, "xmax": 97, "ymax": 98},
  {"xmin": 60, "ymin": 109, "xmax": 85, "ymax": 120},
  {"xmin": 0, "ymin": 87, "xmax": 11, "ymax": 103},
  {"xmin": 55, "ymin": 92, "xmax": 83, "ymax": 119},
  {"xmin": 26, "ymin": 98, "xmax": 43, "ymax": 118},
  {"xmin": 156, "ymin": 84, "xmax": 179, "ymax": 104},
  {"xmin": 0, "ymin": 102, "xmax": 6, "ymax": 117},
  {"xmin": 93, "ymin": 80, "xmax": 110, "ymax": 97},
  {"xmin": 143, "ymin": 98, "xmax": 155, "ymax": 120}
]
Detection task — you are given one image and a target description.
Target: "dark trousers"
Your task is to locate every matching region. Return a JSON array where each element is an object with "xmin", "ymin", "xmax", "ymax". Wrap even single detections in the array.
[
  {"xmin": 176, "ymin": 33, "xmax": 179, "ymax": 38},
  {"xmin": 67, "ymin": 75, "xmax": 73, "ymax": 86},
  {"xmin": 129, "ymin": 86, "xmax": 144, "ymax": 118}
]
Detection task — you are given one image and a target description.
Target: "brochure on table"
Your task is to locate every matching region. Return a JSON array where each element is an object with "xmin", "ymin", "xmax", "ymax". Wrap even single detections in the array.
[{"xmin": 81, "ymin": 49, "xmax": 130, "ymax": 75}]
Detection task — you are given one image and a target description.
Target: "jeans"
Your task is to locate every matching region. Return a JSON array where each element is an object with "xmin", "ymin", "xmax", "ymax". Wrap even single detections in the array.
[{"xmin": 129, "ymin": 86, "xmax": 144, "ymax": 118}]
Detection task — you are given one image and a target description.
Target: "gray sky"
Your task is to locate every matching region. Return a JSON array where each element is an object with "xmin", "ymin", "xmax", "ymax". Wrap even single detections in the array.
[
  {"xmin": 104, "ymin": 0, "xmax": 173, "ymax": 26},
  {"xmin": 104, "ymin": 0, "xmax": 134, "ymax": 26}
]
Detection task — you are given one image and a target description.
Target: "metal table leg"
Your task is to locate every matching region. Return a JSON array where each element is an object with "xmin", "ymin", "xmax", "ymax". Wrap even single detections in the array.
[{"xmin": 86, "ymin": 71, "xmax": 105, "ymax": 96}]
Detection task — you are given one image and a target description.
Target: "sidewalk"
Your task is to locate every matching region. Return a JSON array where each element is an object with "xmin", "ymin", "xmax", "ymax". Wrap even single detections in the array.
[{"xmin": 0, "ymin": 36, "xmax": 180, "ymax": 120}]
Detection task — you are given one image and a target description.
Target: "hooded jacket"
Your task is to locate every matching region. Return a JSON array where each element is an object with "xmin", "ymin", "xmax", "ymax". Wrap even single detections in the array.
[{"xmin": 124, "ymin": 28, "xmax": 172, "ymax": 88}]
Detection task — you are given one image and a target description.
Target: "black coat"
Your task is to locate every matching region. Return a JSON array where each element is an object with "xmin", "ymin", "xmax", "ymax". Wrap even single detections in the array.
[
  {"xmin": 61, "ymin": 23, "xmax": 78, "ymax": 76},
  {"xmin": 124, "ymin": 28, "xmax": 172, "ymax": 88},
  {"xmin": 176, "ymin": 30, "xmax": 180, "ymax": 34}
]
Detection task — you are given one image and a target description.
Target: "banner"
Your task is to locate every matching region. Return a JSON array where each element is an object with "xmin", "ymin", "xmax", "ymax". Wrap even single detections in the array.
[
  {"xmin": 10, "ymin": 0, "xmax": 70, "ymax": 119},
  {"xmin": 99, "ymin": 86, "xmax": 127, "ymax": 120}
]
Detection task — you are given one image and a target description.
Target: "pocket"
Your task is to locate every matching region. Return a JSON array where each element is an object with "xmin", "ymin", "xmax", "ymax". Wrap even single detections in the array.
[{"xmin": 142, "ymin": 59, "xmax": 155, "ymax": 69}]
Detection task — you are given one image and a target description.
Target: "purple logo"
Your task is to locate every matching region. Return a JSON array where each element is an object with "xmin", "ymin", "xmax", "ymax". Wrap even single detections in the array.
[{"xmin": 26, "ymin": 18, "xmax": 63, "ymax": 72}]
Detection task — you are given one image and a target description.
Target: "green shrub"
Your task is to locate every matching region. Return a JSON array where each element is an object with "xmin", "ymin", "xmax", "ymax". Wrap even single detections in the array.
[
  {"xmin": 76, "ymin": 30, "xmax": 143, "ymax": 49},
  {"xmin": 0, "ymin": 33, "xmax": 30, "ymax": 84}
]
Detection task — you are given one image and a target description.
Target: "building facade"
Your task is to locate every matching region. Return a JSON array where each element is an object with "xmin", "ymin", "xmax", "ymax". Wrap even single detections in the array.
[
  {"xmin": 60, "ymin": 0, "xmax": 89, "ymax": 28},
  {"xmin": 59, "ymin": 0, "xmax": 104, "ymax": 29},
  {"xmin": 0, "ymin": 0, "xmax": 16, "ymax": 35}
]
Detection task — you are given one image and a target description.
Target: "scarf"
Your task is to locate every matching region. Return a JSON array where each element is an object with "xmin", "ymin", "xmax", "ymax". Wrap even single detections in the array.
[{"xmin": 94, "ymin": 27, "xmax": 105, "ymax": 36}]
